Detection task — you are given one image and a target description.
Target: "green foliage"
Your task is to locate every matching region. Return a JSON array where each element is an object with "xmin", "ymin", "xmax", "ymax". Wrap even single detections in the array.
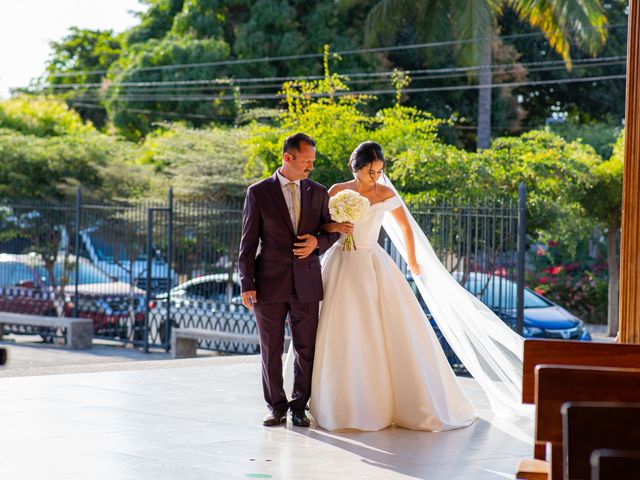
[
  {"xmin": 248, "ymin": 61, "xmax": 451, "ymax": 188},
  {"xmin": 247, "ymin": 71, "xmax": 600, "ymax": 240},
  {"xmin": 80, "ymin": 0, "xmax": 380, "ymax": 138},
  {"xmin": 0, "ymin": 129, "xmax": 105, "ymax": 199},
  {"xmin": 550, "ymin": 121, "xmax": 621, "ymax": 159},
  {"xmin": 578, "ymin": 129, "xmax": 624, "ymax": 228},
  {"xmin": 503, "ymin": 1, "xmax": 627, "ymax": 130},
  {"xmin": 473, "ymin": 130, "xmax": 599, "ymax": 232},
  {"xmin": 44, "ymin": 28, "xmax": 123, "ymax": 127},
  {"xmin": 0, "ymin": 95, "xmax": 156, "ymax": 201},
  {"xmin": 126, "ymin": 0, "xmax": 186, "ymax": 45},
  {"xmin": 136, "ymin": 123, "xmax": 262, "ymax": 201},
  {"xmin": 0, "ymin": 96, "xmax": 94, "ymax": 137},
  {"xmin": 107, "ymin": 36, "xmax": 234, "ymax": 139}
]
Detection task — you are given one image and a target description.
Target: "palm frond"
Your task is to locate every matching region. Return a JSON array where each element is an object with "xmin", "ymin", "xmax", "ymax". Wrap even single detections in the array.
[
  {"xmin": 450, "ymin": 0, "xmax": 496, "ymax": 68},
  {"xmin": 508, "ymin": 0, "xmax": 608, "ymax": 69},
  {"xmin": 365, "ymin": 0, "xmax": 416, "ymax": 46}
]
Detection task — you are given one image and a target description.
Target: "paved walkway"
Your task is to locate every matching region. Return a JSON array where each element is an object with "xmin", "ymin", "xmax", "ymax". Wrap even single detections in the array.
[{"xmin": 0, "ymin": 354, "xmax": 533, "ymax": 480}]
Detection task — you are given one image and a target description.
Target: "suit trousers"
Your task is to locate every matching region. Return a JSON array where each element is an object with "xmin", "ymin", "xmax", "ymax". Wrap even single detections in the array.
[{"xmin": 253, "ymin": 295, "xmax": 319, "ymax": 413}]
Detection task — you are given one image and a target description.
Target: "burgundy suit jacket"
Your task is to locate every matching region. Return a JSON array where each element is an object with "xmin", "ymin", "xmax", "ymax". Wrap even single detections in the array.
[{"xmin": 238, "ymin": 172, "xmax": 339, "ymax": 303}]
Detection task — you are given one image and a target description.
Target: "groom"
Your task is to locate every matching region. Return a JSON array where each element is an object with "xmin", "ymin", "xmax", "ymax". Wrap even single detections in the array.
[{"xmin": 239, "ymin": 133, "xmax": 339, "ymax": 427}]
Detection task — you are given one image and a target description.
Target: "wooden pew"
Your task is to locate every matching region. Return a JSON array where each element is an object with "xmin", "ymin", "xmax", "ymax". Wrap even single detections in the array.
[
  {"xmin": 562, "ymin": 402, "xmax": 640, "ymax": 480},
  {"xmin": 521, "ymin": 339, "xmax": 640, "ymax": 460},
  {"xmin": 591, "ymin": 449, "xmax": 640, "ymax": 480},
  {"xmin": 522, "ymin": 339, "xmax": 640, "ymax": 404},
  {"xmin": 517, "ymin": 340, "xmax": 640, "ymax": 480},
  {"xmin": 535, "ymin": 365, "xmax": 640, "ymax": 480}
]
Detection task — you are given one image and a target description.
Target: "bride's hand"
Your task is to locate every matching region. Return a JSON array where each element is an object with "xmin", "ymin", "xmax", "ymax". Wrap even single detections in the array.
[
  {"xmin": 335, "ymin": 222, "xmax": 354, "ymax": 234},
  {"xmin": 322, "ymin": 222, "xmax": 354, "ymax": 234},
  {"xmin": 409, "ymin": 263, "xmax": 421, "ymax": 276}
]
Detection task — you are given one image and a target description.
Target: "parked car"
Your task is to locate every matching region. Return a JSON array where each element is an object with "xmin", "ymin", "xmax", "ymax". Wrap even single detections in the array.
[
  {"xmin": 409, "ymin": 272, "xmax": 591, "ymax": 341},
  {"xmin": 149, "ymin": 273, "xmax": 247, "ymax": 344},
  {"xmin": 0, "ymin": 253, "xmax": 146, "ymax": 339},
  {"xmin": 79, "ymin": 225, "xmax": 177, "ymax": 295}
]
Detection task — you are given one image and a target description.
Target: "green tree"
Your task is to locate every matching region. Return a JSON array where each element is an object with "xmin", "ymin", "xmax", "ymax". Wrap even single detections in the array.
[
  {"xmin": 366, "ymin": 0, "xmax": 609, "ymax": 150},
  {"xmin": 136, "ymin": 122, "xmax": 261, "ymax": 201},
  {"xmin": 503, "ymin": 0, "xmax": 628, "ymax": 130},
  {"xmin": 101, "ymin": 0, "xmax": 380, "ymax": 138},
  {"xmin": 578, "ymin": 130, "xmax": 623, "ymax": 335},
  {"xmin": 44, "ymin": 28, "xmax": 123, "ymax": 128}
]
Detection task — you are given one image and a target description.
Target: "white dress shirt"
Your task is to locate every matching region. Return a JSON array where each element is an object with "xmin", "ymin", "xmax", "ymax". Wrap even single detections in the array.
[{"xmin": 276, "ymin": 169, "xmax": 301, "ymax": 232}]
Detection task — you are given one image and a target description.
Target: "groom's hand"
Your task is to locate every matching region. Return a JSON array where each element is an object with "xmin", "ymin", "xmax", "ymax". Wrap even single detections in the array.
[
  {"xmin": 241, "ymin": 290, "xmax": 257, "ymax": 310},
  {"xmin": 293, "ymin": 234, "xmax": 318, "ymax": 259}
]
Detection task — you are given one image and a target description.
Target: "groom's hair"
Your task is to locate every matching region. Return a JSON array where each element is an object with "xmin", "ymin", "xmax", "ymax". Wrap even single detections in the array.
[{"xmin": 283, "ymin": 133, "xmax": 316, "ymax": 155}]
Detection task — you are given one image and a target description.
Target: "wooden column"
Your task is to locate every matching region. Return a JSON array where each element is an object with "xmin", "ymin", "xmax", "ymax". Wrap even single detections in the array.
[{"xmin": 620, "ymin": 0, "xmax": 640, "ymax": 344}]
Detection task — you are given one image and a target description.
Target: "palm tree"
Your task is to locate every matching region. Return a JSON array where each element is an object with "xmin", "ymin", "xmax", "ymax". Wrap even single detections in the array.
[{"xmin": 366, "ymin": 0, "xmax": 609, "ymax": 150}]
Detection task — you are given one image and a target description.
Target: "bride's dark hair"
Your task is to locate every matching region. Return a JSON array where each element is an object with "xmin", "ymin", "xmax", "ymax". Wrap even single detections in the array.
[{"xmin": 349, "ymin": 141, "xmax": 386, "ymax": 173}]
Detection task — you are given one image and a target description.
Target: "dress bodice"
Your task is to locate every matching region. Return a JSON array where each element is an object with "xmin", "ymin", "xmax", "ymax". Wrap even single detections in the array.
[{"xmin": 339, "ymin": 195, "xmax": 403, "ymax": 247}]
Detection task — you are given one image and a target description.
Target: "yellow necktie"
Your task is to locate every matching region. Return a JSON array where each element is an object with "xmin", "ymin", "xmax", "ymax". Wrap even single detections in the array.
[{"xmin": 286, "ymin": 182, "xmax": 300, "ymax": 232}]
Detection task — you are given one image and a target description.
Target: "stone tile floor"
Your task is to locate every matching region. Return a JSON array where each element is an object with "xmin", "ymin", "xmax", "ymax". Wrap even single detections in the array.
[{"xmin": 0, "ymin": 354, "xmax": 533, "ymax": 480}]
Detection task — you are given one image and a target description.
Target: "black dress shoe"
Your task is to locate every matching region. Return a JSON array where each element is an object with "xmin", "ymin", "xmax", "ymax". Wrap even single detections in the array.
[
  {"xmin": 291, "ymin": 410, "xmax": 310, "ymax": 427},
  {"xmin": 263, "ymin": 410, "xmax": 287, "ymax": 427}
]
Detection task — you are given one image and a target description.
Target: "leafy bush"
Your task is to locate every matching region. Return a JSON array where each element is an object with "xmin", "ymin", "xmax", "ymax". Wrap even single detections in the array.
[
  {"xmin": 136, "ymin": 123, "xmax": 262, "ymax": 201},
  {"xmin": 0, "ymin": 96, "xmax": 94, "ymax": 137}
]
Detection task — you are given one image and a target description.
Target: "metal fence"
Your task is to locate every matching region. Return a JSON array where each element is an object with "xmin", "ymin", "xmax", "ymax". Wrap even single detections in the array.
[{"xmin": 0, "ymin": 186, "xmax": 525, "ymax": 359}]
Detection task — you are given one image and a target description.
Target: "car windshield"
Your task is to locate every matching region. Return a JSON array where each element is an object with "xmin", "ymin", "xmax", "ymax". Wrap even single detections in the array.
[
  {"xmin": 408, "ymin": 274, "xmax": 551, "ymax": 311},
  {"xmin": 464, "ymin": 277, "xmax": 551, "ymax": 310},
  {"xmin": 39, "ymin": 261, "xmax": 113, "ymax": 286},
  {"xmin": 88, "ymin": 233, "xmax": 148, "ymax": 262},
  {"xmin": 0, "ymin": 261, "xmax": 37, "ymax": 287}
]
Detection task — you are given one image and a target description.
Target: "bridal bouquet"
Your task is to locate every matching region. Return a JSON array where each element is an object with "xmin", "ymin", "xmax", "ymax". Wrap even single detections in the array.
[{"xmin": 329, "ymin": 190, "xmax": 370, "ymax": 251}]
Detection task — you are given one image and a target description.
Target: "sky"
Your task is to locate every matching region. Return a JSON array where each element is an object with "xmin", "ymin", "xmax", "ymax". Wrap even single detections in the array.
[{"xmin": 0, "ymin": 0, "xmax": 143, "ymax": 98}]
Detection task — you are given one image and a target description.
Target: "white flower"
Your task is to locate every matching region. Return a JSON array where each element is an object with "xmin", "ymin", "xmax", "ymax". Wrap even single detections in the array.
[
  {"xmin": 329, "ymin": 190, "xmax": 370, "ymax": 223},
  {"xmin": 328, "ymin": 190, "xmax": 370, "ymax": 251}
]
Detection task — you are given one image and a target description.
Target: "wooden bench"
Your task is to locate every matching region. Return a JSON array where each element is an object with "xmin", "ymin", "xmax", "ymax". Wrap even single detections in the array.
[
  {"xmin": 171, "ymin": 328, "xmax": 291, "ymax": 358},
  {"xmin": 591, "ymin": 449, "xmax": 640, "ymax": 480},
  {"xmin": 520, "ymin": 339, "xmax": 640, "ymax": 462},
  {"xmin": 535, "ymin": 365, "xmax": 640, "ymax": 480},
  {"xmin": 562, "ymin": 402, "xmax": 640, "ymax": 480},
  {"xmin": 522, "ymin": 339, "xmax": 640, "ymax": 404},
  {"xmin": 0, "ymin": 312, "xmax": 93, "ymax": 349}
]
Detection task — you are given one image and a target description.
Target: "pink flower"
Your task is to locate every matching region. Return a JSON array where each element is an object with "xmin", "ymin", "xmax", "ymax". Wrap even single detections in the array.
[
  {"xmin": 551, "ymin": 266, "xmax": 562, "ymax": 275},
  {"xmin": 536, "ymin": 246, "xmax": 545, "ymax": 256},
  {"xmin": 539, "ymin": 276, "xmax": 549, "ymax": 284}
]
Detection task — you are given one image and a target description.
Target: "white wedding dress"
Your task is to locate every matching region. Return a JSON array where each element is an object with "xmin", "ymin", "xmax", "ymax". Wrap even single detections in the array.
[{"xmin": 308, "ymin": 195, "xmax": 477, "ymax": 431}]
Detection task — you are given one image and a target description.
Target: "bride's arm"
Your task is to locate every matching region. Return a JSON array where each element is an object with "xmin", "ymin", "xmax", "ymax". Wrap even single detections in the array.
[
  {"xmin": 321, "ymin": 222, "xmax": 354, "ymax": 234},
  {"xmin": 390, "ymin": 204, "xmax": 421, "ymax": 275}
]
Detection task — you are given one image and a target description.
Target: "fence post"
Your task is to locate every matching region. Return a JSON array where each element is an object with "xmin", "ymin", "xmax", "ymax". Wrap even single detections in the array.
[
  {"xmin": 144, "ymin": 208, "xmax": 153, "ymax": 353},
  {"xmin": 165, "ymin": 188, "xmax": 173, "ymax": 350},
  {"xmin": 516, "ymin": 182, "xmax": 527, "ymax": 336},
  {"xmin": 73, "ymin": 187, "xmax": 81, "ymax": 318}
]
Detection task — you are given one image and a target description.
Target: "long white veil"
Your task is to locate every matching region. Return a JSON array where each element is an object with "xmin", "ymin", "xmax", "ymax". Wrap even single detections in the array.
[{"xmin": 284, "ymin": 175, "xmax": 525, "ymax": 413}]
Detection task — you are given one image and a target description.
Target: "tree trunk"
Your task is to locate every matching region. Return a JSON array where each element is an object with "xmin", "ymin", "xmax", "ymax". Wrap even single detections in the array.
[
  {"xmin": 607, "ymin": 225, "xmax": 620, "ymax": 337},
  {"xmin": 476, "ymin": 35, "xmax": 492, "ymax": 150}
]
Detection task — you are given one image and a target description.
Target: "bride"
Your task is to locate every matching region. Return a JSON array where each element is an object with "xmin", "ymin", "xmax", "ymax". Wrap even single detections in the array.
[
  {"xmin": 284, "ymin": 141, "xmax": 525, "ymax": 431},
  {"xmin": 308, "ymin": 141, "xmax": 481, "ymax": 431}
]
